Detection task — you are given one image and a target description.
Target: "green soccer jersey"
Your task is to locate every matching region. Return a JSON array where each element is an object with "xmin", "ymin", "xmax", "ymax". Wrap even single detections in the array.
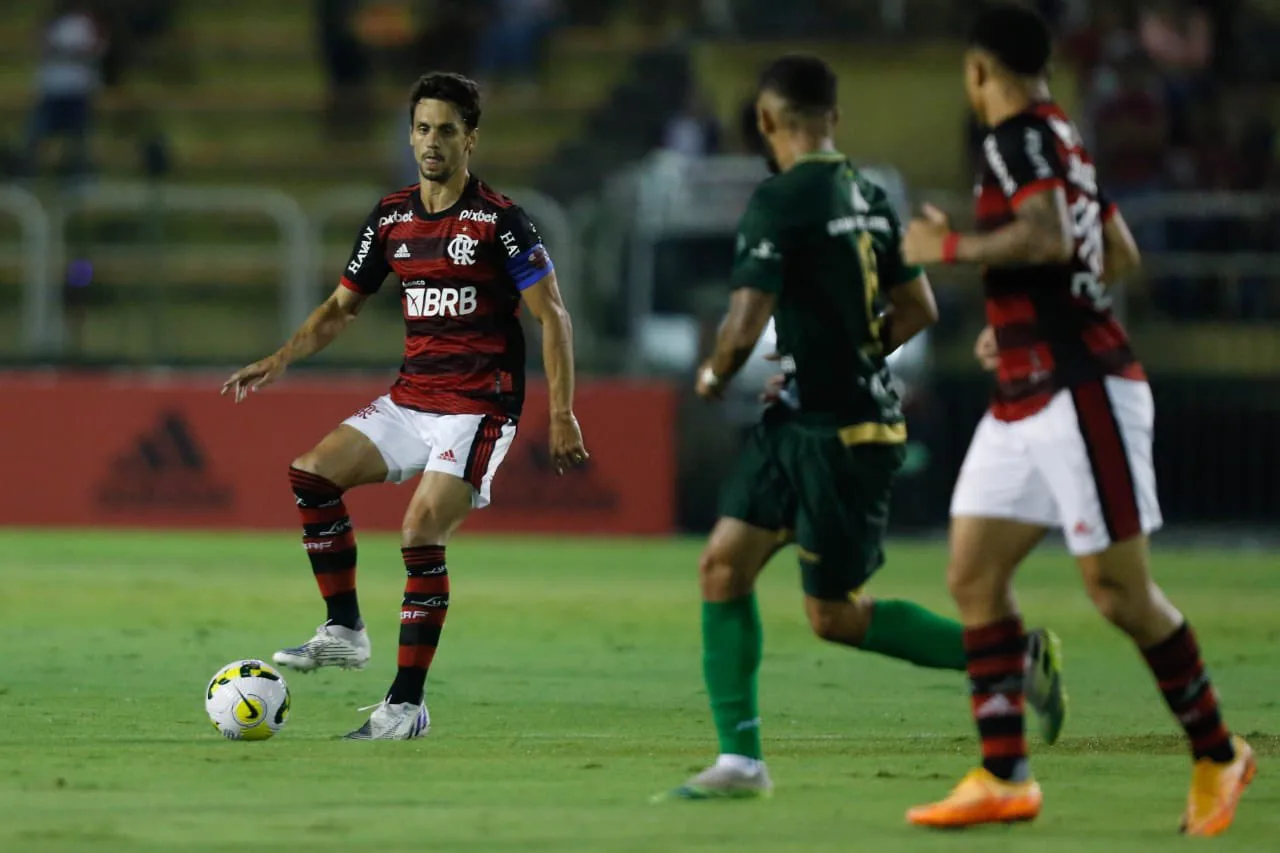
[{"xmin": 731, "ymin": 152, "xmax": 921, "ymax": 442}]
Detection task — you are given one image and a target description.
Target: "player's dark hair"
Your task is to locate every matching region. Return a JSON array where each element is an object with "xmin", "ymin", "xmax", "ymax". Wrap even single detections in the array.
[
  {"xmin": 969, "ymin": 2, "xmax": 1052, "ymax": 77},
  {"xmin": 758, "ymin": 54, "xmax": 837, "ymax": 117},
  {"xmin": 408, "ymin": 72, "xmax": 482, "ymax": 130}
]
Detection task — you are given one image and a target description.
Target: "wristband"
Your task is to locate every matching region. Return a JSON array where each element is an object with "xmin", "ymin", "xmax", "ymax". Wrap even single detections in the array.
[
  {"xmin": 699, "ymin": 365, "xmax": 722, "ymax": 389},
  {"xmin": 941, "ymin": 232, "xmax": 961, "ymax": 264}
]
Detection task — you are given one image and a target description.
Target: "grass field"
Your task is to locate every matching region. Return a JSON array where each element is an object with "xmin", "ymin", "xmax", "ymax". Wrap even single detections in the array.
[{"xmin": 1, "ymin": 529, "xmax": 1276, "ymax": 852}]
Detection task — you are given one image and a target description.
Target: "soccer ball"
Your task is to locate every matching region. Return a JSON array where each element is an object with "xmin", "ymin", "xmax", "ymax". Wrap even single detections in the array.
[{"xmin": 205, "ymin": 659, "xmax": 291, "ymax": 740}]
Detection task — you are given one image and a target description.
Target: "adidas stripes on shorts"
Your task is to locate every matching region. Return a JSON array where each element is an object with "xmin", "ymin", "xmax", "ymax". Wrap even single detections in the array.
[{"xmin": 342, "ymin": 395, "xmax": 517, "ymax": 508}]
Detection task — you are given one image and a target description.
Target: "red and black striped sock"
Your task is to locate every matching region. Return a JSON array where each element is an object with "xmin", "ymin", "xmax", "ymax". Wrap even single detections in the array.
[
  {"xmin": 965, "ymin": 617, "xmax": 1030, "ymax": 782},
  {"xmin": 388, "ymin": 545, "xmax": 449, "ymax": 705},
  {"xmin": 288, "ymin": 466, "xmax": 361, "ymax": 630},
  {"xmin": 1142, "ymin": 622, "xmax": 1234, "ymax": 762}
]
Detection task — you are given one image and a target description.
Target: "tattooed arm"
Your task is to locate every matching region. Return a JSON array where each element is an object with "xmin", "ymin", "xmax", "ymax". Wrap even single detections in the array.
[{"xmin": 903, "ymin": 189, "xmax": 1073, "ymax": 268}]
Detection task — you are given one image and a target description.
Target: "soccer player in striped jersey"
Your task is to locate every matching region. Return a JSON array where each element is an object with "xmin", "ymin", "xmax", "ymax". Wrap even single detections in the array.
[
  {"xmin": 221, "ymin": 72, "xmax": 588, "ymax": 740},
  {"xmin": 901, "ymin": 4, "xmax": 1254, "ymax": 834}
]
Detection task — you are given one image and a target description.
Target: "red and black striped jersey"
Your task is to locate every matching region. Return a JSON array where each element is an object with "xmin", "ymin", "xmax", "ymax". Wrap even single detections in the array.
[
  {"xmin": 976, "ymin": 101, "xmax": 1145, "ymax": 421},
  {"xmin": 339, "ymin": 176, "xmax": 554, "ymax": 418}
]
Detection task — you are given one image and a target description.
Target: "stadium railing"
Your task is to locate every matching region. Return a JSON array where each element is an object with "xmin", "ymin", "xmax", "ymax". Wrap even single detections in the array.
[
  {"xmin": 6, "ymin": 182, "xmax": 577, "ymax": 367},
  {"xmin": 1, "ymin": 186, "xmax": 53, "ymax": 355}
]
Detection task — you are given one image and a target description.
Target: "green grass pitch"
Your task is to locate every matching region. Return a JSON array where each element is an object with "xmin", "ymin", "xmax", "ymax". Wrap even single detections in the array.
[{"xmin": 1, "ymin": 529, "xmax": 1276, "ymax": 852}]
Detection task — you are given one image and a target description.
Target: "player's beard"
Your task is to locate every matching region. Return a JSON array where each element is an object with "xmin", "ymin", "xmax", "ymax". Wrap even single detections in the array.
[
  {"xmin": 419, "ymin": 163, "xmax": 450, "ymax": 183},
  {"xmin": 420, "ymin": 161, "xmax": 453, "ymax": 184}
]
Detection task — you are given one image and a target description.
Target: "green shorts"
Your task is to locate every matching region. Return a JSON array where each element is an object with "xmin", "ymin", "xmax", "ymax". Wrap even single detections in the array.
[{"xmin": 718, "ymin": 415, "xmax": 905, "ymax": 601}]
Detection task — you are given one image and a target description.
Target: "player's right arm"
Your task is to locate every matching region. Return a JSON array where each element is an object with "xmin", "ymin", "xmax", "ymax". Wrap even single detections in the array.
[
  {"xmin": 221, "ymin": 203, "xmax": 389, "ymax": 402},
  {"xmin": 698, "ymin": 184, "xmax": 782, "ymax": 400},
  {"xmin": 903, "ymin": 122, "xmax": 1073, "ymax": 268}
]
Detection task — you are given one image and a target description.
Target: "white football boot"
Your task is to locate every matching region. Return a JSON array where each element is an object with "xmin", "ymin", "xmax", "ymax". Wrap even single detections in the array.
[
  {"xmin": 343, "ymin": 699, "xmax": 431, "ymax": 740},
  {"xmin": 657, "ymin": 756, "xmax": 774, "ymax": 801},
  {"xmin": 272, "ymin": 621, "xmax": 370, "ymax": 672}
]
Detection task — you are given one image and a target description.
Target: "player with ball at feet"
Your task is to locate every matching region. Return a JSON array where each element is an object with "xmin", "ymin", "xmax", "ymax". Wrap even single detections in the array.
[{"xmin": 221, "ymin": 72, "xmax": 587, "ymax": 740}]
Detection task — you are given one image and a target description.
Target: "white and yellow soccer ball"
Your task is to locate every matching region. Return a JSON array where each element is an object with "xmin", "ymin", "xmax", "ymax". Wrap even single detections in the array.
[{"xmin": 205, "ymin": 659, "xmax": 291, "ymax": 740}]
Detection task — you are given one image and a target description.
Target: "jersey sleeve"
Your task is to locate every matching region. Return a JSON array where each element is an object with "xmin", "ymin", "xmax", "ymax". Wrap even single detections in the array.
[
  {"xmin": 339, "ymin": 202, "xmax": 391, "ymax": 294},
  {"xmin": 496, "ymin": 205, "xmax": 554, "ymax": 291},
  {"xmin": 984, "ymin": 120, "xmax": 1068, "ymax": 210},
  {"xmin": 731, "ymin": 185, "xmax": 785, "ymax": 294}
]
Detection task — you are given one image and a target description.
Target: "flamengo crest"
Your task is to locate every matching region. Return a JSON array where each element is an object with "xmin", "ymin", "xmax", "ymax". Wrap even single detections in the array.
[{"xmin": 448, "ymin": 234, "xmax": 478, "ymax": 266}]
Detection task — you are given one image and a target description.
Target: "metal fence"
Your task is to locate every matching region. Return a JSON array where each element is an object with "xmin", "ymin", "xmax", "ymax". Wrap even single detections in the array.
[
  {"xmin": 2, "ymin": 172, "xmax": 1277, "ymax": 533},
  {"xmin": 1, "ymin": 182, "xmax": 577, "ymax": 367}
]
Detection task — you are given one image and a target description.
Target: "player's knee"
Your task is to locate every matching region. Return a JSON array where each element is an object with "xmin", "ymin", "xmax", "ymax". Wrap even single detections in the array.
[
  {"xmin": 1084, "ymin": 572, "xmax": 1149, "ymax": 632},
  {"xmin": 805, "ymin": 598, "xmax": 868, "ymax": 645},
  {"xmin": 402, "ymin": 504, "xmax": 449, "ymax": 546},
  {"xmin": 808, "ymin": 596, "xmax": 849, "ymax": 637},
  {"xmin": 946, "ymin": 559, "xmax": 995, "ymax": 605},
  {"xmin": 698, "ymin": 547, "xmax": 751, "ymax": 600},
  {"xmin": 290, "ymin": 451, "xmax": 324, "ymax": 477}
]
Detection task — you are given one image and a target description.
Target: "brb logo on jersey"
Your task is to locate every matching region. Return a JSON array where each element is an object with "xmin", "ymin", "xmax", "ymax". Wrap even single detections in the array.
[
  {"xmin": 404, "ymin": 283, "xmax": 478, "ymax": 318},
  {"xmin": 459, "ymin": 209, "xmax": 498, "ymax": 224},
  {"xmin": 447, "ymin": 233, "xmax": 478, "ymax": 266}
]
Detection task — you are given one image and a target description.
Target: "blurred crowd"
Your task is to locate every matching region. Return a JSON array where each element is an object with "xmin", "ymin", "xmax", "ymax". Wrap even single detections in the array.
[
  {"xmin": 15, "ymin": 0, "xmax": 182, "ymax": 180},
  {"xmin": 13, "ymin": 0, "xmax": 1279, "ymax": 320},
  {"xmin": 1057, "ymin": 0, "xmax": 1279, "ymax": 319}
]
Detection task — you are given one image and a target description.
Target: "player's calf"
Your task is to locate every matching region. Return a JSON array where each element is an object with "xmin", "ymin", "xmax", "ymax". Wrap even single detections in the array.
[
  {"xmin": 1078, "ymin": 535, "xmax": 1180, "ymax": 647},
  {"xmin": 289, "ymin": 466, "xmax": 363, "ymax": 631}
]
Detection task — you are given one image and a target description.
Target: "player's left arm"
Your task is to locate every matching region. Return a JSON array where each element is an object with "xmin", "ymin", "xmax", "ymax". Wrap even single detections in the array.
[
  {"xmin": 876, "ymin": 203, "xmax": 939, "ymax": 355},
  {"xmin": 501, "ymin": 205, "xmax": 588, "ymax": 475},
  {"xmin": 903, "ymin": 123, "xmax": 1073, "ymax": 267},
  {"xmin": 880, "ymin": 274, "xmax": 938, "ymax": 354}
]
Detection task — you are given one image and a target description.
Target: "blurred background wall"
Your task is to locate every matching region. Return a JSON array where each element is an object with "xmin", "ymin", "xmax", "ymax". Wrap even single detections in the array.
[{"xmin": 1, "ymin": 0, "xmax": 1277, "ymax": 539}]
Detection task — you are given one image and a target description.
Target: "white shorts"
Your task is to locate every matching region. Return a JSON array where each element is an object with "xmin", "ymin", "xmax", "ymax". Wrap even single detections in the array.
[
  {"xmin": 949, "ymin": 376, "xmax": 1163, "ymax": 556},
  {"xmin": 342, "ymin": 395, "xmax": 516, "ymax": 508}
]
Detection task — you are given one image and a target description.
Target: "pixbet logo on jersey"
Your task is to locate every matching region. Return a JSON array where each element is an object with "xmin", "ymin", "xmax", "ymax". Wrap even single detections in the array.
[
  {"xmin": 379, "ymin": 211, "xmax": 413, "ymax": 227},
  {"xmin": 459, "ymin": 209, "xmax": 498, "ymax": 224},
  {"xmin": 404, "ymin": 283, "xmax": 478, "ymax": 318}
]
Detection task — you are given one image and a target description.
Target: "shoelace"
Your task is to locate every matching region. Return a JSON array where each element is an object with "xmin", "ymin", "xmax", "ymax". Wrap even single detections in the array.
[{"xmin": 356, "ymin": 701, "xmax": 386, "ymax": 713}]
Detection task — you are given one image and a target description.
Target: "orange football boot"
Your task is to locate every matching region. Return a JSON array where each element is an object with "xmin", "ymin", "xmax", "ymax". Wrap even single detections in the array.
[
  {"xmin": 1182, "ymin": 735, "xmax": 1257, "ymax": 837},
  {"xmin": 907, "ymin": 768, "xmax": 1042, "ymax": 829}
]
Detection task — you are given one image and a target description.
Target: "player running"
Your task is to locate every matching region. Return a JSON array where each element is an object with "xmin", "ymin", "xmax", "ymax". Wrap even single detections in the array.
[
  {"xmin": 659, "ymin": 55, "xmax": 1064, "ymax": 802},
  {"xmin": 221, "ymin": 72, "xmax": 587, "ymax": 740},
  {"xmin": 902, "ymin": 4, "xmax": 1254, "ymax": 834}
]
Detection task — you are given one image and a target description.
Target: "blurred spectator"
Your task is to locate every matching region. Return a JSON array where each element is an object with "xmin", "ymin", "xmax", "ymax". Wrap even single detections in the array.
[
  {"xmin": 1093, "ymin": 52, "xmax": 1170, "ymax": 200},
  {"xmin": 317, "ymin": 0, "xmax": 373, "ymax": 138},
  {"xmin": 23, "ymin": 1, "xmax": 107, "ymax": 178},
  {"xmin": 1138, "ymin": 0, "xmax": 1213, "ymax": 144},
  {"xmin": 474, "ymin": 0, "xmax": 559, "ymax": 95},
  {"xmin": 1139, "ymin": 0, "xmax": 1213, "ymax": 75},
  {"xmin": 662, "ymin": 88, "xmax": 722, "ymax": 157},
  {"xmin": 98, "ymin": 0, "xmax": 185, "ymax": 180}
]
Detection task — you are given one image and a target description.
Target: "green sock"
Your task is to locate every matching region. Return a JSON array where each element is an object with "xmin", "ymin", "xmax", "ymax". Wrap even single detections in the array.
[
  {"xmin": 860, "ymin": 599, "xmax": 967, "ymax": 670},
  {"xmin": 702, "ymin": 594, "xmax": 764, "ymax": 759}
]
